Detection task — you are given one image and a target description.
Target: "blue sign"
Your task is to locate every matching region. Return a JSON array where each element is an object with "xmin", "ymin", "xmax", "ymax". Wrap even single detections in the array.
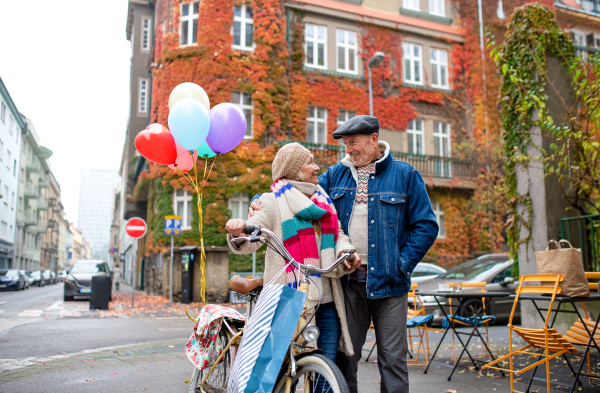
[{"xmin": 164, "ymin": 215, "xmax": 182, "ymax": 236}]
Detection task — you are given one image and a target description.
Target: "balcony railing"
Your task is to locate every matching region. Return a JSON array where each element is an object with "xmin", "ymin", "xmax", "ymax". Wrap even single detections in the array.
[
  {"xmin": 32, "ymin": 224, "xmax": 47, "ymax": 234},
  {"xmin": 36, "ymin": 197, "xmax": 49, "ymax": 211},
  {"xmin": 23, "ymin": 184, "xmax": 39, "ymax": 200},
  {"xmin": 574, "ymin": 45, "xmax": 600, "ymax": 62},
  {"xmin": 19, "ymin": 211, "xmax": 38, "ymax": 226},
  {"xmin": 279, "ymin": 140, "xmax": 477, "ymax": 179},
  {"xmin": 38, "ymin": 178, "xmax": 50, "ymax": 189},
  {"xmin": 578, "ymin": 0, "xmax": 600, "ymax": 13},
  {"xmin": 25, "ymin": 158, "xmax": 40, "ymax": 174}
]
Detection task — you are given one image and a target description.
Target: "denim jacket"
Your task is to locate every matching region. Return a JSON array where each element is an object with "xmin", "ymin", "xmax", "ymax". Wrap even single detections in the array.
[{"xmin": 319, "ymin": 141, "xmax": 438, "ymax": 299}]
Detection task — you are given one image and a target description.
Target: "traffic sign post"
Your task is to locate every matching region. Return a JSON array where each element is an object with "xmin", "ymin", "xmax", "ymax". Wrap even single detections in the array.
[
  {"xmin": 126, "ymin": 217, "xmax": 147, "ymax": 308},
  {"xmin": 164, "ymin": 215, "xmax": 182, "ymax": 303}
]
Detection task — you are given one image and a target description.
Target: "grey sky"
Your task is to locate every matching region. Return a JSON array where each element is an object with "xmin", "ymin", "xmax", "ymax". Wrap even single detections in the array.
[{"xmin": 0, "ymin": 0, "xmax": 131, "ymax": 226}]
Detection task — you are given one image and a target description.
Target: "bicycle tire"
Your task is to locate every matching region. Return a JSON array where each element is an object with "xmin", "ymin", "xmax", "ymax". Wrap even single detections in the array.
[
  {"xmin": 189, "ymin": 328, "xmax": 234, "ymax": 393},
  {"xmin": 273, "ymin": 354, "xmax": 350, "ymax": 393}
]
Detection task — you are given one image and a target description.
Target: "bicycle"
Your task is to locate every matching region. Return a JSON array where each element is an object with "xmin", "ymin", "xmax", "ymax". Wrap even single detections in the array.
[{"xmin": 189, "ymin": 224, "xmax": 355, "ymax": 393}]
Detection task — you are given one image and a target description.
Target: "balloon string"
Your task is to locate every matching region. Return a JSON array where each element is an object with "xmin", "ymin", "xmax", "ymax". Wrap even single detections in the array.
[{"xmin": 196, "ymin": 156, "xmax": 218, "ymax": 304}]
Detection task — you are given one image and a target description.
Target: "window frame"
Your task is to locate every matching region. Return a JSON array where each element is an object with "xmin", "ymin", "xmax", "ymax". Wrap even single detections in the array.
[
  {"xmin": 138, "ymin": 78, "xmax": 149, "ymax": 114},
  {"xmin": 403, "ymin": 0, "xmax": 421, "ymax": 11},
  {"xmin": 228, "ymin": 193, "xmax": 250, "ymax": 221},
  {"xmin": 304, "ymin": 24, "xmax": 328, "ymax": 70},
  {"xmin": 179, "ymin": 1, "xmax": 199, "ymax": 47},
  {"xmin": 173, "ymin": 189, "xmax": 194, "ymax": 230},
  {"xmin": 429, "ymin": 0, "xmax": 446, "ymax": 16},
  {"xmin": 433, "ymin": 121, "xmax": 451, "ymax": 157},
  {"xmin": 431, "ymin": 48, "xmax": 449, "ymax": 89},
  {"xmin": 406, "ymin": 119, "xmax": 425, "ymax": 155},
  {"xmin": 232, "ymin": 4, "xmax": 254, "ymax": 51},
  {"xmin": 306, "ymin": 105, "xmax": 327, "ymax": 144},
  {"xmin": 0, "ymin": 101, "xmax": 5, "ymax": 123},
  {"xmin": 403, "ymin": 42, "xmax": 423, "ymax": 85},
  {"xmin": 141, "ymin": 16, "xmax": 151, "ymax": 51},
  {"xmin": 231, "ymin": 90, "xmax": 254, "ymax": 139},
  {"xmin": 431, "ymin": 198, "xmax": 446, "ymax": 238},
  {"xmin": 336, "ymin": 29, "xmax": 359, "ymax": 75}
]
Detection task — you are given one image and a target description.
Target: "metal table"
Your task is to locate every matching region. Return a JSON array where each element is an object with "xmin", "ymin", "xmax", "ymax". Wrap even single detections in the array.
[
  {"xmin": 420, "ymin": 291, "xmax": 511, "ymax": 380},
  {"xmin": 511, "ymin": 293, "xmax": 600, "ymax": 393}
]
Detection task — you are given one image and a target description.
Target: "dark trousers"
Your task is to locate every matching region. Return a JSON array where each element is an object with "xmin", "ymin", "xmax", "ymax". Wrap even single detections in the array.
[
  {"xmin": 315, "ymin": 302, "xmax": 341, "ymax": 391},
  {"xmin": 337, "ymin": 280, "xmax": 408, "ymax": 393}
]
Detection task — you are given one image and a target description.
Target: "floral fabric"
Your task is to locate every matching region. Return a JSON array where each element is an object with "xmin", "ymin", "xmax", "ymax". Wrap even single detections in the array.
[{"xmin": 185, "ymin": 304, "xmax": 245, "ymax": 370}]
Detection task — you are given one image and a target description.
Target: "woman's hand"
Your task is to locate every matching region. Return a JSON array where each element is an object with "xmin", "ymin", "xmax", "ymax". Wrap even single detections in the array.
[
  {"xmin": 226, "ymin": 218, "xmax": 247, "ymax": 237},
  {"xmin": 343, "ymin": 253, "xmax": 362, "ymax": 270}
]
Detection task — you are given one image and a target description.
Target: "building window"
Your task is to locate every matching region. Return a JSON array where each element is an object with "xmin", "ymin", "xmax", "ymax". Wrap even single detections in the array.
[
  {"xmin": 231, "ymin": 91, "xmax": 253, "ymax": 138},
  {"xmin": 11, "ymin": 192, "xmax": 14, "ymax": 209},
  {"xmin": 0, "ymin": 221, "xmax": 6, "ymax": 240},
  {"xmin": 232, "ymin": 5, "xmax": 254, "ymax": 51},
  {"xmin": 431, "ymin": 199, "xmax": 446, "ymax": 238},
  {"xmin": 6, "ymin": 151, "xmax": 11, "ymax": 168},
  {"xmin": 0, "ymin": 101, "xmax": 5, "ymax": 123},
  {"xmin": 173, "ymin": 189, "xmax": 193, "ymax": 230},
  {"xmin": 13, "ymin": 159, "xmax": 16, "ymax": 176},
  {"xmin": 403, "ymin": 0, "xmax": 420, "ymax": 11},
  {"xmin": 180, "ymin": 2, "xmax": 199, "ymax": 46},
  {"xmin": 8, "ymin": 115, "xmax": 14, "ymax": 136},
  {"xmin": 429, "ymin": 0, "xmax": 445, "ymax": 16},
  {"xmin": 229, "ymin": 193, "xmax": 249, "ymax": 221},
  {"xmin": 18, "ymin": 196, "xmax": 22, "ymax": 211},
  {"xmin": 403, "ymin": 43, "xmax": 423, "ymax": 85},
  {"xmin": 307, "ymin": 105, "xmax": 327, "ymax": 144},
  {"xmin": 433, "ymin": 121, "xmax": 451, "ymax": 177},
  {"xmin": 305, "ymin": 24, "xmax": 327, "ymax": 69},
  {"xmin": 141, "ymin": 16, "xmax": 151, "ymax": 51},
  {"xmin": 0, "ymin": 139, "xmax": 3, "ymax": 161},
  {"xmin": 337, "ymin": 109, "xmax": 356, "ymax": 158},
  {"xmin": 431, "ymin": 48, "xmax": 449, "ymax": 89},
  {"xmin": 337, "ymin": 30, "xmax": 358, "ymax": 74},
  {"xmin": 407, "ymin": 119, "xmax": 424, "ymax": 155},
  {"xmin": 138, "ymin": 79, "xmax": 149, "ymax": 113}
]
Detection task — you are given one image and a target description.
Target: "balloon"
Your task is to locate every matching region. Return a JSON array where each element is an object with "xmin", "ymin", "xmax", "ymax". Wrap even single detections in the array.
[
  {"xmin": 169, "ymin": 82, "xmax": 210, "ymax": 112},
  {"xmin": 206, "ymin": 103, "xmax": 247, "ymax": 155},
  {"xmin": 134, "ymin": 124, "xmax": 177, "ymax": 165},
  {"xmin": 168, "ymin": 98, "xmax": 210, "ymax": 151},
  {"xmin": 197, "ymin": 141, "xmax": 216, "ymax": 158},
  {"xmin": 168, "ymin": 142, "xmax": 199, "ymax": 173}
]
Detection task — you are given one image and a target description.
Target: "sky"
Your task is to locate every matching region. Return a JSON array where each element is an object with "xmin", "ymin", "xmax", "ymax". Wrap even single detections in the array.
[{"xmin": 0, "ymin": 0, "xmax": 131, "ymax": 226}]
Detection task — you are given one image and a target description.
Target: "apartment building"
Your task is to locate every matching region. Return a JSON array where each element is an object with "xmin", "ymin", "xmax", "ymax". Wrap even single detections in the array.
[
  {"xmin": 556, "ymin": 0, "xmax": 600, "ymax": 55},
  {"xmin": 0, "ymin": 76, "xmax": 24, "ymax": 269}
]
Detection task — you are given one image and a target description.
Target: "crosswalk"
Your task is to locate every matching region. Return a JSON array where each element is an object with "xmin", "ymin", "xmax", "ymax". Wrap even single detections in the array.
[{"xmin": 0, "ymin": 300, "xmax": 91, "ymax": 318}]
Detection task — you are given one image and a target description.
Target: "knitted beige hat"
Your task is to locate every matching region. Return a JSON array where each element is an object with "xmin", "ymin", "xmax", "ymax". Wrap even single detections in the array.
[{"xmin": 272, "ymin": 143, "xmax": 312, "ymax": 182}]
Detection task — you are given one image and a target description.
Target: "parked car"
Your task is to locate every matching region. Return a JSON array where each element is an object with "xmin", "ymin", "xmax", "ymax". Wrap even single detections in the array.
[
  {"xmin": 27, "ymin": 270, "xmax": 45, "ymax": 286},
  {"xmin": 40, "ymin": 270, "xmax": 52, "ymax": 285},
  {"xmin": 415, "ymin": 254, "xmax": 518, "ymax": 325},
  {"xmin": 57, "ymin": 271, "xmax": 67, "ymax": 282},
  {"xmin": 64, "ymin": 260, "xmax": 112, "ymax": 301},
  {"xmin": 411, "ymin": 262, "xmax": 447, "ymax": 284},
  {"xmin": 0, "ymin": 269, "xmax": 28, "ymax": 291},
  {"xmin": 43, "ymin": 270, "xmax": 56, "ymax": 284},
  {"xmin": 19, "ymin": 270, "xmax": 30, "ymax": 289}
]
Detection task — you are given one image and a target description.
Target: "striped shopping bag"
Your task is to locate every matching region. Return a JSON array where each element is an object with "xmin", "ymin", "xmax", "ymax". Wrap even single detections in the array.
[{"xmin": 228, "ymin": 283, "xmax": 307, "ymax": 393}]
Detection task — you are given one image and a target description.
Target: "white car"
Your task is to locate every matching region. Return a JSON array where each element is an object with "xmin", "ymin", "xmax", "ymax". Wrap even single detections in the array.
[{"xmin": 410, "ymin": 262, "xmax": 447, "ymax": 284}]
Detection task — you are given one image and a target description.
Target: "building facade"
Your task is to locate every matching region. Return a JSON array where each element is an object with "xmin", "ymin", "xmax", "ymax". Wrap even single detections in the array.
[{"xmin": 0, "ymin": 76, "xmax": 24, "ymax": 269}]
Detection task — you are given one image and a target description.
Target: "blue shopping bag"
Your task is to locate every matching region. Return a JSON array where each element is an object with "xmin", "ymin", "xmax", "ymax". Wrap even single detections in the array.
[{"xmin": 228, "ymin": 284, "xmax": 307, "ymax": 393}]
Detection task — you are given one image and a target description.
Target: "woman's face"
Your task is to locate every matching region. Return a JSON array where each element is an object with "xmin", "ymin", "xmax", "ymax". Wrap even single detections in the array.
[{"xmin": 300, "ymin": 155, "xmax": 320, "ymax": 184}]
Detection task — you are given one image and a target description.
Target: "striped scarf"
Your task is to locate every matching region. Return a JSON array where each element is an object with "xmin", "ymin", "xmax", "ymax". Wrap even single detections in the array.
[{"xmin": 270, "ymin": 179, "xmax": 338, "ymax": 294}]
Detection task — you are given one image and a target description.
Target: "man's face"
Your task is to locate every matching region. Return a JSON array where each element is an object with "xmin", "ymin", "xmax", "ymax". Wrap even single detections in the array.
[{"xmin": 342, "ymin": 134, "xmax": 379, "ymax": 167}]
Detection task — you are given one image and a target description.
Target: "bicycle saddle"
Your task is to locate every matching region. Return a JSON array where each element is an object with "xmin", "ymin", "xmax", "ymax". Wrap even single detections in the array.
[{"xmin": 229, "ymin": 277, "xmax": 263, "ymax": 294}]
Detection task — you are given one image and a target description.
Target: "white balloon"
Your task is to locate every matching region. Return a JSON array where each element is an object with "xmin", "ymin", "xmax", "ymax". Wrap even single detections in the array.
[{"xmin": 168, "ymin": 82, "xmax": 210, "ymax": 112}]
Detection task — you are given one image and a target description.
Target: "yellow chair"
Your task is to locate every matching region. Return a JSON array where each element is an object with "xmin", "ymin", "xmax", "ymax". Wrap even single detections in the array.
[
  {"xmin": 482, "ymin": 274, "xmax": 578, "ymax": 393},
  {"xmin": 406, "ymin": 283, "xmax": 433, "ymax": 366}
]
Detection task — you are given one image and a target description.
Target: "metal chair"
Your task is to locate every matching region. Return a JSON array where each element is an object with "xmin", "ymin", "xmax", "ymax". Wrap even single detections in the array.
[{"xmin": 482, "ymin": 274, "xmax": 578, "ymax": 393}]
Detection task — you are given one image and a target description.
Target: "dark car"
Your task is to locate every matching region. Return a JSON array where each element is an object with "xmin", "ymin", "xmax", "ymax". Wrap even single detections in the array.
[
  {"xmin": 64, "ymin": 260, "xmax": 112, "ymax": 301},
  {"xmin": 0, "ymin": 269, "xmax": 28, "ymax": 291},
  {"xmin": 27, "ymin": 270, "xmax": 45, "ymax": 286},
  {"xmin": 414, "ymin": 254, "xmax": 519, "ymax": 325}
]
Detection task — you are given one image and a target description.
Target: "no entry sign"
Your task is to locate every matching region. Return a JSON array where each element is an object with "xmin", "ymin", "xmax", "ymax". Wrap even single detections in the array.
[{"xmin": 126, "ymin": 217, "xmax": 147, "ymax": 239}]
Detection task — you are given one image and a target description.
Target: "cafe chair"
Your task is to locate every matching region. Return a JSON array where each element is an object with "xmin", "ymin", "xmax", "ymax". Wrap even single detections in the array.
[
  {"xmin": 482, "ymin": 274, "xmax": 578, "ymax": 393},
  {"xmin": 564, "ymin": 272, "xmax": 600, "ymax": 384},
  {"xmin": 442, "ymin": 282, "xmax": 495, "ymax": 363},
  {"xmin": 406, "ymin": 314, "xmax": 435, "ymax": 366}
]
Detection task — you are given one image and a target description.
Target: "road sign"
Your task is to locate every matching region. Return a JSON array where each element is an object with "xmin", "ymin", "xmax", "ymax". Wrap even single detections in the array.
[
  {"xmin": 164, "ymin": 215, "xmax": 182, "ymax": 236},
  {"xmin": 126, "ymin": 217, "xmax": 147, "ymax": 239}
]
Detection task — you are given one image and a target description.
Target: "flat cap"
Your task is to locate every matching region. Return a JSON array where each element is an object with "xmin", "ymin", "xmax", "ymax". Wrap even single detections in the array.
[{"xmin": 332, "ymin": 115, "xmax": 379, "ymax": 140}]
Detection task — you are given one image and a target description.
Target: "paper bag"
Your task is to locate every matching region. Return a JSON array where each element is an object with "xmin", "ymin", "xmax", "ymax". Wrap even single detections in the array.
[{"xmin": 535, "ymin": 240, "xmax": 590, "ymax": 298}]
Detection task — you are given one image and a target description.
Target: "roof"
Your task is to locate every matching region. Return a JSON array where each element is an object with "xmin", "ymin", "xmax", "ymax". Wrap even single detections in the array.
[
  {"xmin": 0, "ymin": 76, "xmax": 27, "ymax": 130},
  {"xmin": 286, "ymin": 0, "xmax": 465, "ymax": 42}
]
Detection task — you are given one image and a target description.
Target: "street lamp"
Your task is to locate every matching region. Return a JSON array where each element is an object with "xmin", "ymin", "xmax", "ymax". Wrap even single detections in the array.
[{"xmin": 368, "ymin": 51, "xmax": 385, "ymax": 117}]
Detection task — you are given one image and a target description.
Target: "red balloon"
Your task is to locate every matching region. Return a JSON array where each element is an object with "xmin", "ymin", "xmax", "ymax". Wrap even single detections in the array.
[
  {"xmin": 135, "ymin": 124, "xmax": 177, "ymax": 165},
  {"xmin": 168, "ymin": 142, "xmax": 198, "ymax": 173}
]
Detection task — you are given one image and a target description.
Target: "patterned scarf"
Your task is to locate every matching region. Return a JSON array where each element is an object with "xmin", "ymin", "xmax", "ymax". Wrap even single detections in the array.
[{"xmin": 270, "ymin": 179, "xmax": 338, "ymax": 293}]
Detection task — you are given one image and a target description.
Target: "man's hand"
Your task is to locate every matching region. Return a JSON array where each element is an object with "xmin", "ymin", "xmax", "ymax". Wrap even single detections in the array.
[
  {"xmin": 248, "ymin": 200, "xmax": 261, "ymax": 218},
  {"xmin": 344, "ymin": 253, "xmax": 362, "ymax": 269},
  {"xmin": 226, "ymin": 218, "xmax": 247, "ymax": 237}
]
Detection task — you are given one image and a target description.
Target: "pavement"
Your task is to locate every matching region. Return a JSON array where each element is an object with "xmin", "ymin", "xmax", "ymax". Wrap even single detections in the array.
[{"xmin": 1, "ymin": 284, "xmax": 599, "ymax": 392}]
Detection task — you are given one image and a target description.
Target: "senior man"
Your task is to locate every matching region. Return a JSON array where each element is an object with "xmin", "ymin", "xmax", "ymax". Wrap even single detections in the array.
[{"xmin": 249, "ymin": 115, "xmax": 438, "ymax": 393}]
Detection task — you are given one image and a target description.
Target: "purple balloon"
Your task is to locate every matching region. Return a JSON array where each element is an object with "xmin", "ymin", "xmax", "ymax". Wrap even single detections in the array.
[{"xmin": 206, "ymin": 103, "xmax": 247, "ymax": 154}]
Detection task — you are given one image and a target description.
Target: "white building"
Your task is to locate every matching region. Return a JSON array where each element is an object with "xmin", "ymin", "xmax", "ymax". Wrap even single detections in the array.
[{"xmin": 0, "ymin": 76, "xmax": 24, "ymax": 269}]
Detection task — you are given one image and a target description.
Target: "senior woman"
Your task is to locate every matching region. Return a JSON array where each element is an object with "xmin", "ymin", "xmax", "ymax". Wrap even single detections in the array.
[{"xmin": 225, "ymin": 142, "xmax": 361, "ymax": 364}]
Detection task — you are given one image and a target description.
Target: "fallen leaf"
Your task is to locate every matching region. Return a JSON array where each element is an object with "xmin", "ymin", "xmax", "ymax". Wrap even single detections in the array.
[
  {"xmin": 446, "ymin": 390, "xmax": 457, "ymax": 393},
  {"xmin": 88, "ymin": 359, "xmax": 96, "ymax": 362},
  {"xmin": 113, "ymin": 350, "xmax": 120, "ymax": 353},
  {"xmin": 185, "ymin": 380, "xmax": 191, "ymax": 383},
  {"xmin": 374, "ymin": 381, "xmax": 380, "ymax": 384},
  {"xmin": 142, "ymin": 389, "xmax": 147, "ymax": 391},
  {"xmin": 110, "ymin": 373, "xmax": 117, "ymax": 376},
  {"xmin": 85, "ymin": 379, "xmax": 95, "ymax": 382}
]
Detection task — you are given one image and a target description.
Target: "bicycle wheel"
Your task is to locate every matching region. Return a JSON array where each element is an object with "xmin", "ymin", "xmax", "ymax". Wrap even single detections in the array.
[
  {"xmin": 189, "ymin": 328, "xmax": 234, "ymax": 393},
  {"xmin": 273, "ymin": 354, "xmax": 350, "ymax": 393}
]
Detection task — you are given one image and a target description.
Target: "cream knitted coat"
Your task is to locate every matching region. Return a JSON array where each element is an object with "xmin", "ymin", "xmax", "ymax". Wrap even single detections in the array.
[{"xmin": 227, "ymin": 192, "xmax": 356, "ymax": 356}]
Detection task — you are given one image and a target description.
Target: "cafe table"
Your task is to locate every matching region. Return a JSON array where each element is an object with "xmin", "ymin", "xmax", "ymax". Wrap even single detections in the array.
[
  {"xmin": 419, "ymin": 290, "xmax": 512, "ymax": 381},
  {"xmin": 510, "ymin": 293, "xmax": 600, "ymax": 393}
]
